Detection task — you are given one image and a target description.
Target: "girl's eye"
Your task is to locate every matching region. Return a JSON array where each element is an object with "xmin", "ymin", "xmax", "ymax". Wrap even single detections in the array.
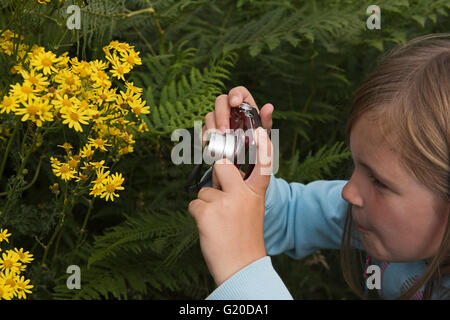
[{"xmin": 369, "ymin": 174, "xmax": 386, "ymax": 189}]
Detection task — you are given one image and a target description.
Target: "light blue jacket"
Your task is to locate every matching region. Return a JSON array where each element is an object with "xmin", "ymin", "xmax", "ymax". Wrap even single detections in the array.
[{"xmin": 199, "ymin": 169, "xmax": 449, "ymax": 300}]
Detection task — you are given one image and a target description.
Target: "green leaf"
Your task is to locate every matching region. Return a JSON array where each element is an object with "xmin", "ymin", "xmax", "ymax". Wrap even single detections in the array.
[
  {"xmin": 411, "ymin": 15, "xmax": 426, "ymax": 27},
  {"xmin": 249, "ymin": 42, "xmax": 264, "ymax": 57},
  {"xmin": 367, "ymin": 38, "xmax": 383, "ymax": 51},
  {"xmin": 266, "ymin": 38, "xmax": 281, "ymax": 51}
]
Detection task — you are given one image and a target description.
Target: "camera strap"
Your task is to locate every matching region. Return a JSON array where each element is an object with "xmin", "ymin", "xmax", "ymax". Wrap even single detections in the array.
[{"xmin": 185, "ymin": 163, "xmax": 213, "ymax": 193}]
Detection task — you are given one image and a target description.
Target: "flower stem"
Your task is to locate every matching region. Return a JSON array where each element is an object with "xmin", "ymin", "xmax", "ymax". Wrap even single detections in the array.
[
  {"xmin": 1, "ymin": 125, "xmax": 40, "ymax": 219},
  {"xmin": 70, "ymin": 197, "xmax": 94, "ymax": 263},
  {"xmin": 41, "ymin": 207, "xmax": 66, "ymax": 268},
  {"xmin": 0, "ymin": 119, "xmax": 20, "ymax": 185},
  {"xmin": 0, "ymin": 154, "xmax": 44, "ymax": 197}
]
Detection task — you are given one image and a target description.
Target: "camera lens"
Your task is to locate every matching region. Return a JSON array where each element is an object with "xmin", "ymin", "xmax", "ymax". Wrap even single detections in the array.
[{"xmin": 204, "ymin": 132, "xmax": 236, "ymax": 164}]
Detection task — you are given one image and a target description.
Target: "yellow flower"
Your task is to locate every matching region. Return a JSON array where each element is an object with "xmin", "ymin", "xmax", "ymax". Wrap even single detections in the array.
[
  {"xmin": 57, "ymin": 142, "xmax": 73, "ymax": 152},
  {"xmin": 58, "ymin": 52, "xmax": 70, "ymax": 67},
  {"xmin": 114, "ymin": 94, "xmax": 129, "ymax": 115},
  {"xmin": 125, "ymin": 81, "xmax": 143, "ymax": 95},
  {"xmin": 0, "ymin": 95, "xmax": 18, "ymax": 114},
  {"xmin": 0, "ymin": 251, "xmax": 22, "ymax": 276},
  {"xmin": 60, "ymin": 106, "xmax": 90, "ymax": 132},
  {"xmin": 30, "ymin": 50, "xmax": 60, "ymax": 75},
  {"xmin": 28, "ymin": 45, "xmax": 45, "ymax": 58},
  {"xmin": 90, "ymin": 59, "xmax": 109, "ymax": 72},
  {"xmin": 9, "ymin": 82, "xmax": 37, "ymax": 101},
  {"xmin": 0, "ymin": 281, "xmax": 13, "ymax": 300},
  {"xmin": 0, "ymin": 229, "xmax": 11, "ymax": 243},
  {"xmin": 71, "ymin": 58, "xmax": 92, "ymax": 78},
  {"xmin": 107, "ymin": 54, "xmax": 131, "ymax": 81},
  {"xmin": 94, "ymin": 87, "xmax": 116, "ymax": 105},
  {"xmin": 13, "ymin": 248, "xmax": 34, "ymax": 264},
  {"xmin": 50, "ymin": 156, "xmax": 62, "ymax": 166},
  {"xmin": 119, "ymin": 49, "xmax": 142, "ymax": 67},
  {"xmin": 74, "ymin": 173, "xmax": 88, "ymax": 183},
  {"xmin": 92, "ymin": 167, "xmax": 110, "ymax": 187},
  {"xmin": 100, "ymin": 172, "xmax": 125, "ymax": 202},
  {"xmin": 79, "ymin": 144, "xmax": 95, "ymax": 159},
  {"xmin": 52, "ymin": 94, "xmax": 81, "ymax": 112},
  {"xmin": 67, "ymin": 155, "xmax": 81, "ymax": 169},
  {"xmin": 89, "ymin": 185, "xmax": 104, "ymax": 197},
  {"xmin": 90, "ymin": 160, "xmax": 107, "ymax": 170},
  {"xmin": 90, "ymin": 70, "xmax": 111, "ymax": 88},
  {"xmin": 15, "ymin": 276, "xmax": 33, "ymax": 299},
  {"xmin": 118, "ymin": 145, "xmax": 134, "ymax": 156},
  {"xmin": 78, "ymin": 100, "xmax": 91, "ymax": 114},
  {"xmin": 54, "ymin": 70, "xmax": 81, "ymax": 92},
  {"xmin": 2, "ymin": 273, "xmax": 18, "ymax": 298},
  {"xmin": 14, "ymin": 97, "xmax": 53, "ymax": 127},
  {"xmin": 138, "ymin": 120, "xmax": 149, "ymax": 133},
  {"xmin": 20, "ymin": 69, "xmax": 50, "ymax": 91},
  {"xmin": 88, "ymin": 137, "xmax": 112, "ymax": 152},
  {"xmin": 104, "ymin": 41, "xmax": 132, "ymax": 57},
  {"xmin": 129, "ymin": 99, "xmax": 150, "ymax": 116}
]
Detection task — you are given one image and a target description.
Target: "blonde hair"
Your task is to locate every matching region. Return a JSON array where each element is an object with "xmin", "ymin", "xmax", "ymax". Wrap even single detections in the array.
[{"xmin": 340, "ymin": 34, "xmax": 450, "ymax": 299}]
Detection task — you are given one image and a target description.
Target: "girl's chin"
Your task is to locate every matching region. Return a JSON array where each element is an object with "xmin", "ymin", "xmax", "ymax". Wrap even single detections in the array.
[
  {"xmin": 362, "ymin": 236, "xmax": 428, "ymax": 263},
  {"xmin": 361, "ymin": 235, "xmax": 386, "ymax": 261}
]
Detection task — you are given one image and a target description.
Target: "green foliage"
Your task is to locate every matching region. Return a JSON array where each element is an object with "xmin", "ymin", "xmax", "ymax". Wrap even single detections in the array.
[
  {"xmin": 278, "ymin": 141, "xmax": 352, "ymax": 183},
  {"xmin": 52, "ymin": 209, "xmax": 211, "ymax": 299},
  {"xmin": 131, "ymin": 42, "xmax": 238, "ymax": 135}
]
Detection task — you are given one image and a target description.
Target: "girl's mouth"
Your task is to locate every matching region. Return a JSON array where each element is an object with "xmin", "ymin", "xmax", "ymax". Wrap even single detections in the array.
[
  {"xmin": 356, "ymin": 223, "xmax": 371, "ymax": 233},
  {"xmin": 352, "ymin": 209, "xmax": 371, "ymax": 233}
]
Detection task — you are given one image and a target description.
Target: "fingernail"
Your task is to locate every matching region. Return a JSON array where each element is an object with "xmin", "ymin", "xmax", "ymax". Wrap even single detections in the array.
[
  {"xmin": 256, "ymin": 127, "xmax": 266, "ymax": 136},
  {"xmin": 219, "ymin": 126, "xmax": 227, "ymax": 134},
  {"xmin": 231, "ymin": 96, "xmax": 239, "ymax": 105},
  {"xmin": 216, "ymin": 158, "xmax": 231, "ymax": 165}
]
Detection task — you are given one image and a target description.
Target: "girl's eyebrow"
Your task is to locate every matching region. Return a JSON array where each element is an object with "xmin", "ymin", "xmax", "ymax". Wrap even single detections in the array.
[
  {"xmin": 349, "ymin": 143, "xmax": 400, "ymax": 193},
  {"xmin": 358, "ymin": 160, "xmax": 400, "ymax": 193}
]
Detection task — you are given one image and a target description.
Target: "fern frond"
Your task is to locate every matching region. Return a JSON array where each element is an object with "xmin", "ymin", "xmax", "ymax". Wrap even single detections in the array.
[
  {"xmin": 52, "ymin": 208, "xmax": 210, "ymax": 300},
  {"xmin": 279, "ymin": 141, "xmax": 351, "ymax": 182},
  {"xmin": 87, "ymin": 209, "xmax": 195, "ymax": 267},
  {"xmin": 133, "ymin": 45, "xmax": 238, "ymax": 135}
]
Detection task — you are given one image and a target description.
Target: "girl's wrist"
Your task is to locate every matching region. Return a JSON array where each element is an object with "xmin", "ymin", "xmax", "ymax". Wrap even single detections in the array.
[{"xmin": 213, "ymin": 251, "xmax": 267, "ymax": 286}]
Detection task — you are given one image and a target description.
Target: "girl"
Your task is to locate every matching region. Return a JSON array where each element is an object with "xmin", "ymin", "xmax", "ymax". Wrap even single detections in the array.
[{"xmin": 188, "ymin": 34, "xmax": 450, "ymax": 300}]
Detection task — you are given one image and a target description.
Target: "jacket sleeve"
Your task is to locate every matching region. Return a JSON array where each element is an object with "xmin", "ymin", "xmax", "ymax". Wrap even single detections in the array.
[
  {"xmin": 263, "ymin": 174, "xmax": 352, "ymax": 259},
  {"xmin": 203, "ymin": 170, "xmax": 354, "ymax": 300}
]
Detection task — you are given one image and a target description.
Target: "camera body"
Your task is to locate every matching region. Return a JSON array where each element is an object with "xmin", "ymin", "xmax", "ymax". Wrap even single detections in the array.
[
  {"xmin": 186, "ymin": 102, "xmax": 262, "ymax": 192},
  {"xmin": 204, "ymin": 102, "xmax": 262, "ymax": 172}
]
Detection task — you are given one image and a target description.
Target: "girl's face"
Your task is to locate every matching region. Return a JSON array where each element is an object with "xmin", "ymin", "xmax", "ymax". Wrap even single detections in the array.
[{"xmin": 341, "ymin": 116, "xmax": 449, "ymax": 262}]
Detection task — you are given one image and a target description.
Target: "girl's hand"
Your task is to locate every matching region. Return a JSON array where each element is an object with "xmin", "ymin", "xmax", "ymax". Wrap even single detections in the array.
[
  {"xmin": 189, "ymin": 127, "xmax": 273, "ymax": 286},
  {"xmin": 201, "ymin": 86, "xmax": 274, "ymax": 189}
]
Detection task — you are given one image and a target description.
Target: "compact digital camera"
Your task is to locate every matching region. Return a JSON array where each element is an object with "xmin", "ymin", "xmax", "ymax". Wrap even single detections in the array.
[{"xmin": 186, "ymin": 102, "xmax": 262, "ymax": 193}]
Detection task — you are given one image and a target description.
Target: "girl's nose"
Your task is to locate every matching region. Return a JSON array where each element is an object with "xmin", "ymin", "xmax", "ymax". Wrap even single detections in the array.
[{"xmin": 342, "ymin": 176, "xmax": 363, "ymax": 208}]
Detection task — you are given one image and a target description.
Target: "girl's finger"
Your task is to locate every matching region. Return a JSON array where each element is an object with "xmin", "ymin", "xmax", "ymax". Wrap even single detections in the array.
[
  {"xmin": 212, "ymin": 167, "xmax": 221, "ymax": 190},
  {"xmin": 228, "ymin": 86, "xmax": 258, "ymax": 110},
  {"xmin": 245, "ymin": 127, "xmax": 273, "ymax": 195},
  {"xmin": 202, "ymin": 111, "xmax": 217, "ymax": 148},
  {"xmin": 197, "ymin": 186, "xmax": 221, "ymax": 202},
  {"xmin": 212, "ymin": 164, "xmax": 246, "ymax": 189},
  {"xmin": 214, "ymin": 94, "xmax": 230, "ymax": 134},
  {"xmin": 188, "ymin": 198, "xmax": 207, "ymax": 221},
  {"xmin": 260, "ymin": 103, "xmax": 274, "ymax": 132}
]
